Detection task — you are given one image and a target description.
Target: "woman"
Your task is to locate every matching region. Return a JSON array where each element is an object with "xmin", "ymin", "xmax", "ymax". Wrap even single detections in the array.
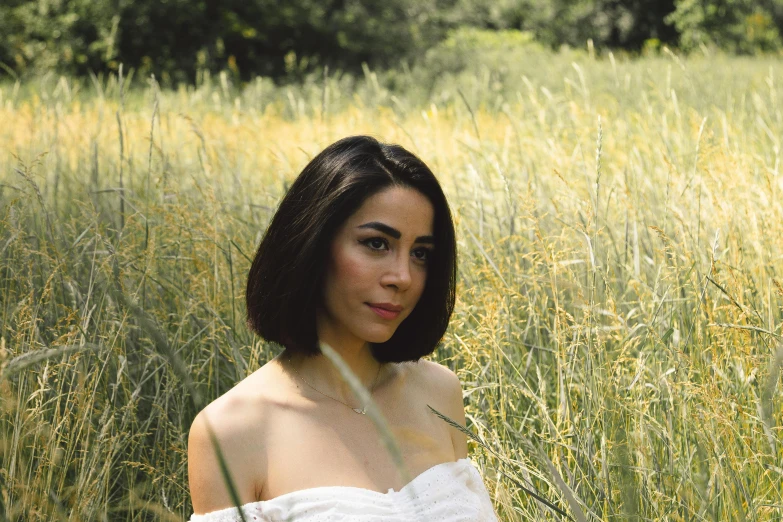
[{"xmin": 187, "ymin": 136, "xmax": 498, "ymax": 521}]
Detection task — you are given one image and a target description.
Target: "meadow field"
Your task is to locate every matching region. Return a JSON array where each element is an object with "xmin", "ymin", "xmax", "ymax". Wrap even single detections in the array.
[{"xmin": 1, "ymin": 48, "xmax": 782, "ymax": 521}]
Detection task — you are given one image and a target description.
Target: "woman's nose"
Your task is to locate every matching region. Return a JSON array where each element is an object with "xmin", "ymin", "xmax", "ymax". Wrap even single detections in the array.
[{"xmin": 384, "ymin": 255, "xmax": 412, "ymax": 290}]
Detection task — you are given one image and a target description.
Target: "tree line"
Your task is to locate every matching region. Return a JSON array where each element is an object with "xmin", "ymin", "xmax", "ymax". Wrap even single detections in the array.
[{"xmin": 0, "ymin": 0, "xmax": 781, "ymax": 83}]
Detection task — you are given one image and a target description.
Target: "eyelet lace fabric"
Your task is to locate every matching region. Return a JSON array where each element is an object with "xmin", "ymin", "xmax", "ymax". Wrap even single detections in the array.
[{"xmin": 189, "ymin": 458, "xmax": 498, "ymax": 522}]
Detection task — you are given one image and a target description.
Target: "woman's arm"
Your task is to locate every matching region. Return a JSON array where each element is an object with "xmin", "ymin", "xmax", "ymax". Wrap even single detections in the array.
[
  {"xmin": 444, "ymin": 368, "xmax": 469, "ymax": 459},
  {"xmin": 188, "ymin": 404, "xmax": 263, "ymax": 515},
  {"xmin": 423, "ymin": 360, "xmax": 469, "ymax": 460}
]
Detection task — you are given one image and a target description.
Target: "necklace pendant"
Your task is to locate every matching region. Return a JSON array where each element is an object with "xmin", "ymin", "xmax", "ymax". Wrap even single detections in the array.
[{"xmin": 353, "ymin": 408, "xmax": 366, "ymax": 414}]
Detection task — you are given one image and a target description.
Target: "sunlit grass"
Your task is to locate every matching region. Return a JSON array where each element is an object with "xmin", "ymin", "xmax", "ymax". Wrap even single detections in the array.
[{"xmin": 1, "ymin": 50, "xmax": 782, "ymax": 521}]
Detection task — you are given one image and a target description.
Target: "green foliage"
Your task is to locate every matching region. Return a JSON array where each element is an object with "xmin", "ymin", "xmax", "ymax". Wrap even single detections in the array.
[
  {"xmin": 114, "ymin": 0, "xmax": 446, "ymax": 82},
  {"xmin": 422, "ymin": 27, "xmax": 543, "ymax": 75},
  {"xmin": 0, "ymin": 0, "xmax": 781, "ymax": 93},
  {"xmin": 0, "ymin": 0, "xmax": 451, "ymax": 82},
  {"xmin": 667, "ymin": 0, "xmax": 783, "ymax": 52},
  {"xmin": 452, "ymin": 0, "xmax": 679, "ymax": 51},
  {"xmin": 0, "ymin": 0, "xmax": 120, "ymax": 75}
]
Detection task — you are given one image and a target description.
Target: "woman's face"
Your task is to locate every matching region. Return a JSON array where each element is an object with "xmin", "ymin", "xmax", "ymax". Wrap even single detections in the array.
[{"xmin": 318, "ymin": 185, "xmax": 435, "ymax": 347}]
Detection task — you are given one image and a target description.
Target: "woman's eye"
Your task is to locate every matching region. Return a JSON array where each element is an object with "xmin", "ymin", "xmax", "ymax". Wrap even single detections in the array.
[
  {"xmin": 412, "ymin": 248, "xmax": 431, "ymax": 262},
  {"xmin": 361, "ymin": 238, "xmax": 388, "ymax": 250}
]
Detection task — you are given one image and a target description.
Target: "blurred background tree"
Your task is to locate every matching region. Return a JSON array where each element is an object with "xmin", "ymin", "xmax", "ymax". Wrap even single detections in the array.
[
  {"xmin": 0, "ymin": 0, "xmax": 780, "ymax": 82},
  {"xmin": 468, "ymin": 0, "xmax": 679, "ymax": 50},
  {"xmin": 666, "ymin": 0, "xmax": 782, "ymax": 52},
  {"xmin": 0, "ymin": 0, "xmax": 120, "ymax": 76},
  {"xmin": 114, "ymin": 0, "xmax": 449, "ymax": 83}
]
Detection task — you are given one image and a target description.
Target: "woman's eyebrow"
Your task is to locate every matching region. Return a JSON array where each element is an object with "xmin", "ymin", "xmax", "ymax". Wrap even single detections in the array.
[{"xmin": 357, "ymin": 222, "xmax": 435, "ymax": 244}]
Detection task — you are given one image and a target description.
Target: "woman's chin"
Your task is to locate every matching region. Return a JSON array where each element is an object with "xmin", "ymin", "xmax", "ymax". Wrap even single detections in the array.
[{"xmin": 363, "ymin": 327, "xmax": 397, "ymax": 344}]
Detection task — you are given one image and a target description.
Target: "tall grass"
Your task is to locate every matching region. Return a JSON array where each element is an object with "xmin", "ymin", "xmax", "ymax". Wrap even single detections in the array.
[{"xmin": 1, "ymin": 49, "xmax": 782, "ymax": 521}]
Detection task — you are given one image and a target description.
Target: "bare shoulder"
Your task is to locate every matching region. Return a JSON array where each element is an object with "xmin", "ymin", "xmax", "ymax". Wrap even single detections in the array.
[
  {"xmin": 408, "ymin": 359, "xmax": 462, "ymax": 392},
  {"xmin": 188, "ymin": 365, "xmax": 277, "ymax": 514},
  {"xmin": 407, "ymin": 359, "xmax": 469, "ymax": 459}
]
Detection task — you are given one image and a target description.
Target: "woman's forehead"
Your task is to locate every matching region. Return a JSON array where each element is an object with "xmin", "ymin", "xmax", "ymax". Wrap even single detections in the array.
[{"xmin": 347, "ymin": 187, "xmax": 434, "ymax": 235}]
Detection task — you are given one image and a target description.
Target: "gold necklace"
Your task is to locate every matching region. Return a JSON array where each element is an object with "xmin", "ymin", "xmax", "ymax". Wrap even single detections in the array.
[{"xmin": 287, "ymin": 356, "xmax": 382, "ymax": 415}]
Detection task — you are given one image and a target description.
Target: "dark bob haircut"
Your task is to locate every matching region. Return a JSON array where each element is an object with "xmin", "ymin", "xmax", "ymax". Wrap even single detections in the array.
[{"xmin": 245, "ymin": 135, "xmax": 457, "ymax": 363}]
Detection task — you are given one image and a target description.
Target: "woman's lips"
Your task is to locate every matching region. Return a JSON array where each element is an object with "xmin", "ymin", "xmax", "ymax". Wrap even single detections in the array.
[{"xmin": 367, "ymin": 304, "xmax": 401, "ymax": 320}]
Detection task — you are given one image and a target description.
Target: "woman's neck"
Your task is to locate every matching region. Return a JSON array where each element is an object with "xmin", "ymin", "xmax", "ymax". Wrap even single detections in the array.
[{"xmin": 282, "ymin": 345, "xmax": 385, "ymax": 403}]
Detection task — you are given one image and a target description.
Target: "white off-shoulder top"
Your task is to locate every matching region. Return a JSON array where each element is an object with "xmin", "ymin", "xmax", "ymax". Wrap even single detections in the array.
[{"xmin": 189, "ymin": 458, "xmax": 498, "ymax": 522}]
